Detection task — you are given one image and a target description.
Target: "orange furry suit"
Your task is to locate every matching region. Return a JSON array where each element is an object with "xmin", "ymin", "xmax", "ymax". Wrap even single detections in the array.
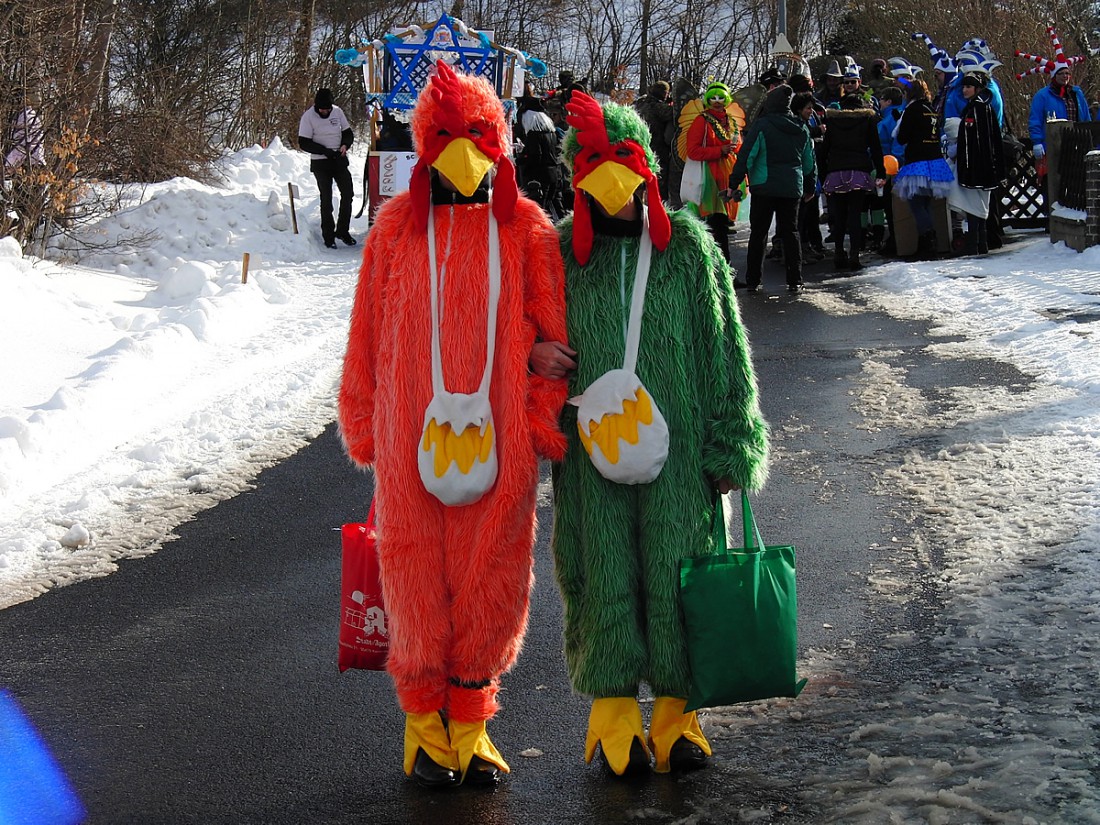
[{"xmin": 337, "ymin": 61, "xmax": 568, "ymax": 785}]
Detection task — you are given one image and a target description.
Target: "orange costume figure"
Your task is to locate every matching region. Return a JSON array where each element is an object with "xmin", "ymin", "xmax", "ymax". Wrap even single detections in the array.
[
  {"xmin": 683, "ymin": 81, "xmax": 745, "ymax": 261},
  {"xmin": 338, "ymin": 61, "xmax": 568, "ymax": 788}
]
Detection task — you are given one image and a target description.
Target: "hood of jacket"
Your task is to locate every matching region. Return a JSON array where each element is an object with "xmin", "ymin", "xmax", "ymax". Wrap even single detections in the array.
[
  {"xmin": 825, "ymin": 108, "xmax": 876, "ymax": 136},
  {"xmin": 762, "ymin": 84, "xmax": 794, "ymax": 115}
]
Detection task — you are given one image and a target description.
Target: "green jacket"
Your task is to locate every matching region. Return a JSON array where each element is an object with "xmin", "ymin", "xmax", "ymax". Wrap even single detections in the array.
[{"xmin": 729, "ymin": 90, "xmax": 816, "ymax": 199}]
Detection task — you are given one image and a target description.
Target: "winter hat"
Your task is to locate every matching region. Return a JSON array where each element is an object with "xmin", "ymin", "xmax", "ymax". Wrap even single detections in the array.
[
  {"xmin": 871, "ymin": 58, "xmax": 888, "ymax": 73},
  {"xmin": 314, "ymin": 88, "xmax": 334, "ymax": 109},
  {"xmin": 824, "ymin": 59, "xmax": 843, "ymax": 78},
  {"xmin": 1015, "ymin": 26, "xmax": 1086, "ymax": 79},
  {"xmin": 704, "ymin": 81, "xmax": 732, "ymax": 103},
  {"xmin": 562, "ymin": 92, "xmax": 670, "ymax": 264},
  {"xmin": 408, "ymin": 60, "xmax": 518, "ymax": 232},
  {"xmin": 960, "ymin": 72, "xmax": 986, "ymax": 88}
]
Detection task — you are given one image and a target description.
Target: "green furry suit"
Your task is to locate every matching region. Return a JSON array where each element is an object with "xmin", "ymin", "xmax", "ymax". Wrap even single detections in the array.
[{"xmin": 552, "ymin": 209, "xmax": 769, "ymax": 699}]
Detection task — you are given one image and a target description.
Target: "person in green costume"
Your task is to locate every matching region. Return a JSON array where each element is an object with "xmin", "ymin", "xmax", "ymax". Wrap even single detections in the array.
[{"xmin": 547, "ymin": 91, "xmax": 770, "ymax": 776}]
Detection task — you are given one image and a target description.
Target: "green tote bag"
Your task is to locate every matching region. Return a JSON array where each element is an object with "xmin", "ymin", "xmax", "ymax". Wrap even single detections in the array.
[{"xmin": 680, "ymin": 492, "xmax": 807, "ymax": 711}]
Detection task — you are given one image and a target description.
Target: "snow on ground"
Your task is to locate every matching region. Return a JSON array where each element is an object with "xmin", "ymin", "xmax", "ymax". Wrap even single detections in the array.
[
  {"xmin": 0, "ymin": 138, "xmax": 362, "ymax": 607},
  {"xmin": 719, "ymin": 242, "xmax": 1100, "ymax": 823},
  {"xmin": 2, "ymin": 140, "xmax": 1099, "ymax": 820}
]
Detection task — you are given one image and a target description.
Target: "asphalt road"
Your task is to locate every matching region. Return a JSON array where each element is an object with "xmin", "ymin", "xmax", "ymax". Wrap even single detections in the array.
[{"xmin": 1, "ymin": 251, "xmax": 957, "ymax": 824}]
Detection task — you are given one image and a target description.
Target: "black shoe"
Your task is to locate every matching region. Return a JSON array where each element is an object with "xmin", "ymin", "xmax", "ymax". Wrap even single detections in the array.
[
  {"xmin": 848, "ymin": 253, "xmax": 863, "ymax": 271},
  {"xmin": 787, "ymin": 282, "xmax": 803, "ymax": 294},
  {"xmin": 746, "ymin": 282, "xmax": 761, "ymax": 293},
  {"xmin": 668, "ymin": 737, "xmax": 709, "ymax": 772},
  {"xmin": 337, "ymin": 232, "xmax": 357, "ymax": 246},
  {"xmin": 324, "ymin": 239, "xmax": 338, "ymax": 249},
  {"xmin": 599, "ymin": 737, "xmax": 651, "ymax": 777},
  {"xmin": 765, "ymin": 245, "xmax": 783, "ymax": 260},
  {"xmin": 833, "ymin": 250, "xmax": 848, "ymax": 270},
  {"xmin": 463, "ymin": 755, "xmax": 500, "ymax": 787},
  {"xmin": 802, "ymin": 244, "xmax": 825, "ymax": 261},
  {"xmin": 733, "ymin": 279, "xmax": 748, "ymax": 290},
  {"xmin": 412, "ymin": 748, "xmax": 459, "ymax": 789}
]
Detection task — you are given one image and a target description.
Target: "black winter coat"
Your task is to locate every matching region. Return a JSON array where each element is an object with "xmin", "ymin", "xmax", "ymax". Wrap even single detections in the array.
[
  {"xmin": 896, "ymin": 100, "xmax": 942, "ymax": 163},
  {"xmin": 820, "ymin": 109, "xmax": 885, "ymax": 177},
  {"xmin": 956, "ymin": 92, "xmax": 1005, "ymax": 190}
]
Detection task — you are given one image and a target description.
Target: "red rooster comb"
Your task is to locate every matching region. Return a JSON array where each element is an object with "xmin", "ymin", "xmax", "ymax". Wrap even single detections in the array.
[
  {"xmin": 563, "ymin": 91, "xmax": 671, "ymax": 264},
  {"xmin": 408, "ymin": 60, "xmax": 518, "ymax": 231}
]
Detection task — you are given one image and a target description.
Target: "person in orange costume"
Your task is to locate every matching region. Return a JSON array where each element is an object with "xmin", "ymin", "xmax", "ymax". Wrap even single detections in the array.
[
  {"xmin": 685, "ymin": 81, "xmax": 741, "ymax": 261},
  {"xmin": 337, "ymin": 61, "xmax": 569, "ymax": 789}
]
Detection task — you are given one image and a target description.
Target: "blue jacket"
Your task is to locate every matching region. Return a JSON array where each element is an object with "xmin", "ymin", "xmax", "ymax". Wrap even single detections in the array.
[
  {"xmin": 1028, "ymin": 83, "xmax": 1092, "ymax": 148},
  {"xmin": 877, "ymin": 103, "xmax": 906, "ymax": 163},
  {"xmin": 944, "ymin": 77, "xmax": 1004, "ymax": 128}
]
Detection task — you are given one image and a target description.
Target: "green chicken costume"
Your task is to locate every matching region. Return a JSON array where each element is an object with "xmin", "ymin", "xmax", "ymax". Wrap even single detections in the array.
[{"xmin": 552, "ymin": 92, "xmax": 770, "ymax": 775}]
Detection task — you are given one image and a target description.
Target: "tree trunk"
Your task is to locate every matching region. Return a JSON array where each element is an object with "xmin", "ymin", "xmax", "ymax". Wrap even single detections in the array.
[{"xmin": 293, "ymin": 0, "xmax": 317, "ymax": 116}]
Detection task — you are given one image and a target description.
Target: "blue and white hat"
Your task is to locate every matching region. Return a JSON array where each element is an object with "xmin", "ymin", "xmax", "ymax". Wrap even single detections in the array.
[
  {"xmin": 887, "ymin": 56, "xmax": 922, "ymax": 79},
  {"xmin": 912, "ymin": 33, "xmax": 953, "ymax": 74}
]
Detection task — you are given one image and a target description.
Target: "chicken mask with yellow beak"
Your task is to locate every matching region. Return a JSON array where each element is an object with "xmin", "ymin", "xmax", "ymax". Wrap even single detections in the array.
[
  {"xmin": 408, "ymin": 60, "xmax": 518, "ymax": 232},
  {"xmin": 563, "ymin": 91, "xmax": 671, "ymax": 265}
]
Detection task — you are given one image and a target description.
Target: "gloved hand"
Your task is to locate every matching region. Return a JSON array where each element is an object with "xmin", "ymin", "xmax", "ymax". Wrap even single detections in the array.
[
  {"xmin": 730, "ymin": 187, "xmax": 745, "ymax": 202},
  {"xmin": 1033, "ymin": 143, "xmax": 1045, "ymax": 160}
]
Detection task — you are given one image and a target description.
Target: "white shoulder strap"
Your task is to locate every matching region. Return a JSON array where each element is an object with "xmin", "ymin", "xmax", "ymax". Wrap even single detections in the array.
[
  {"xmin": 622, "ymin": 205, "xmax": 653, "ymax": 375},
  {"xmin": 426, "ymin": 201, "xmax": 502, "ymax": 396}
]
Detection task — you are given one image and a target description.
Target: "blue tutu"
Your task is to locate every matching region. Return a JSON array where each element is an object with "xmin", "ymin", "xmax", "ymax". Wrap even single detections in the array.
[{"xmin": 893, "ymin": 158, "xmax": 954, "ymax": 199}]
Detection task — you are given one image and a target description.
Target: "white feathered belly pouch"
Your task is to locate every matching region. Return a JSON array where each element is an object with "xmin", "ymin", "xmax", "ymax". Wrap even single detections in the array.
[
  {"xmin": 418, "ymin": 390, "xmax": 498, "ymax": 506},
  {"xmin": 571, "ymin": 205, "xmax": 668, "ymax": 485},
  {"xmin": 417, "ymin": 202, "xmax": 502, "ymax": 507},
  {"xmin": 575, "ymin": 367, "xmax": 668, "ymax": 484}
]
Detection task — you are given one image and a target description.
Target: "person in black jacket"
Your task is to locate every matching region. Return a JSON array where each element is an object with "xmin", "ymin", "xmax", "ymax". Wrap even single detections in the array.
[
  {"xmin": 945, "ymin": 74, "xmax": 1005, "ymax": 255},
  {"xmin": 517, "ymin": 107, "xmax": 565, "ymax": 219},
  {"xmin": 820, "ymin": 94, "xmax": 885, "ymax": 270},
  {"xmin": 893, "ymin": 79, "xmax": 953, "ymax": 259},
  {"xmin": 728, "ymin": 85, "xmax": 817, "ymax": 293},
  {"xmin": 298, "ymin": 88, "xmax": 356, "ymax": 248}
]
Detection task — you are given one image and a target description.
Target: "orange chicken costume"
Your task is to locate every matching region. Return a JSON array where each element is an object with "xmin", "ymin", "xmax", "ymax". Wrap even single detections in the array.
[{"xmin": 338, "ymin": 61, "xmax": 568, "ymax": 788}]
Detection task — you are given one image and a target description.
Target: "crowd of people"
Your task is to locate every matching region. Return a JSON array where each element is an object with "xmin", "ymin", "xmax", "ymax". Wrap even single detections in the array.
[{"xmin": 481, "ymin": 36, "xmax": 1077, "ymax": 290}]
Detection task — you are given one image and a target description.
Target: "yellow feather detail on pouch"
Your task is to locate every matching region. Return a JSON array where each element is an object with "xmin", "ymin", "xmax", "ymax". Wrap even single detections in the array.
[
  {"xmin": 422, "ymin": 419, "xmax": 496, "ymax": 477},
  {"xmin": 579, "ymin": 387, "xmax": 655, "ymax": 465}
]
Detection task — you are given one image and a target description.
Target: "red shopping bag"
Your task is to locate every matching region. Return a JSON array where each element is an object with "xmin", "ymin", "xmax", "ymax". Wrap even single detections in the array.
[{"xmin": 338, "ymin": 500, "xmax": 389, "ymax": 672}]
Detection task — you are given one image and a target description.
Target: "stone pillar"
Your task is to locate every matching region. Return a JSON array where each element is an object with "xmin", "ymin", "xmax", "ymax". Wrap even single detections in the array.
[{"xmin": 1086, "ymin": 150, "xmax": 1100, "ymax": 249}]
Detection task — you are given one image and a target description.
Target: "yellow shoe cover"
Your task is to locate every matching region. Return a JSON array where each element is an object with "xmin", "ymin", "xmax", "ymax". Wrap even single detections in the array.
[
  {"xmin": 448, "ymin": 719, "xmax": 510, "ymax": 780},
  {"xmin": 403, "ymin": 711, "xmax": 459, "ymax": 777},
  {"xmin": 584, "ymin": 697, "xmax": 651, "ymax": 775},
  {"xmin": 648, "ymin": 696, "xmax": 712, "ymax": 774}
]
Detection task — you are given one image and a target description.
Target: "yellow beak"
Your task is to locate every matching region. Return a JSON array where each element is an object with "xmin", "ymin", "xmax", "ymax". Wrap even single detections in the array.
[
  {"xmin": 431, "ymin": 138, "xmax": 495, "ymax": 197},
  {"xmin": 577, "ymin": 161, "xmax": 645, "ymax": 216}
]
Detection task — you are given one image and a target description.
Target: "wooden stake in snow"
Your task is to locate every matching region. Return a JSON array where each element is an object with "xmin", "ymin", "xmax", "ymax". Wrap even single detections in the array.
[
  {"xmin": 242, "ymin": 252, "xmax": 251, "ymax": 284},
  {"xmin": 288, "ymin": 182, "xmax": 299, "ymax": 234}
]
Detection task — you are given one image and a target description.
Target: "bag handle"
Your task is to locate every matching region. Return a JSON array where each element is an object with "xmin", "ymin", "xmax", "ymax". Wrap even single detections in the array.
[
  {"xmin": 740, "ymin": 490, "xmax": 766, "ymax": 550},
  {"xmin": 709, "ymin": 490, "xmax": 765, "ymax": 551}
]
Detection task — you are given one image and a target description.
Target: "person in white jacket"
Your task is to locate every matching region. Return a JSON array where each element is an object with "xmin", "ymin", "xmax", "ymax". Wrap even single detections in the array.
[{"xmin": 298, "ymin": 88, "xmax": 356, "ymax": 249}]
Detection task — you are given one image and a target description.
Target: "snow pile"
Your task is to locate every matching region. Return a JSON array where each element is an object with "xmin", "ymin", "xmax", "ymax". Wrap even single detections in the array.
[{"xmin": 0, "ymin": 140, "xmax": 363, "ymax": 607}]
